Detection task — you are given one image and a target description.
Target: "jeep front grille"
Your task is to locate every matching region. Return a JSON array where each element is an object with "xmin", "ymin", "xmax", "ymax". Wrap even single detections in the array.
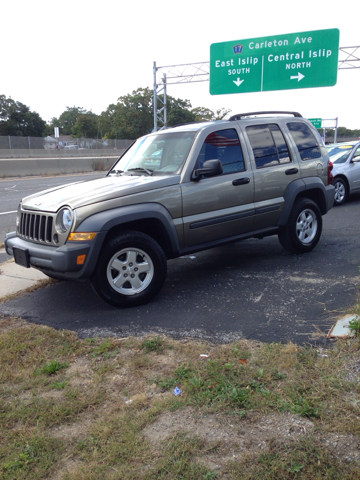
[{"xmin": 18, "ymin": 212, "xmax": 54, "ymax": 243}]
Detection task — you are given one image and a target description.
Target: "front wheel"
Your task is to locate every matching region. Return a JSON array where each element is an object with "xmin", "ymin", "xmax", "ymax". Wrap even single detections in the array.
[
  {"xmin": 333, "ymin": 177, "xmax": 348, "ymax": 206},
  {"xmin": 278, "ymin": 198, "xmax": 322, "ymax": 254},
  {"xmin": 91, "ymin": 231, "xmax": 167, "ymax": 307}
]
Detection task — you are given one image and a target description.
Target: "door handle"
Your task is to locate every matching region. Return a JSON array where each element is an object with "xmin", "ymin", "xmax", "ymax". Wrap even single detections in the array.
[
  {"xmin": 285, "ymin": 168, "xmax": 299, "ymax": 175},
  {"xmin": 232, "ymin": 177, "xmax": 250, "ymax": 186}
]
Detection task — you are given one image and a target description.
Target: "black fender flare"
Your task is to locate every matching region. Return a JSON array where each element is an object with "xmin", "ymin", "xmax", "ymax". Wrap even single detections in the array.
[
  {"xmin": 278, "ymin": 177, "xmax": 333, "ymax": 227},
  {"xmin": 76, "ymin": 203, "xmax": 181, "ymax": 257}
]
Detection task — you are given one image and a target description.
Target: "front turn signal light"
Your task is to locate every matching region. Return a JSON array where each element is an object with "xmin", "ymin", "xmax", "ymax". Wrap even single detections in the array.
[
  {"xmin": 77, "ymin": 254, "xmax": 87, "ymax": 265},
  {"xmin": 68, "ymin": 232, "xmax": 97, "ymax": 241}
]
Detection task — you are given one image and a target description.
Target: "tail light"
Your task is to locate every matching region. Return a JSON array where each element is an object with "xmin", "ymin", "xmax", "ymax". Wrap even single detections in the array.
[{"xmin": 328, "ymin": 161, "xmax": 334, "ymax": 184}]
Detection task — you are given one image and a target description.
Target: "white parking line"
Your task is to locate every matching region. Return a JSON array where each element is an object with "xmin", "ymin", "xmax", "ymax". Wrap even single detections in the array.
[{"xmin": 0, "ymin": 211, "xmax": 17, "ymax": 215}]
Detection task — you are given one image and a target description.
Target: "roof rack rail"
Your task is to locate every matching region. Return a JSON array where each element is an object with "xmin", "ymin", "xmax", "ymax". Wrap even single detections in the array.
[
  {"xmin": 229, "ymin": 111, "xmax": 302, "ymax": 121},
  {"xmin": 172, "ymin": 121, "xmax": 209, "ymax": 128}
]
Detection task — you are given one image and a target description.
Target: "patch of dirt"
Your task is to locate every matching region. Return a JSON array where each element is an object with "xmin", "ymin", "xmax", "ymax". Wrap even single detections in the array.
[
  {"xmin": 0, "ymin": 315, "xmax": 29, "ymax": 333},
  {"xmin": 48, "ymin": 458, "xmax": 84, "ymax": 480},
  {"xmin": 143, "ymin": 406, "xmax": 360, "ymax": 471},
  {"xmin": 49, "ymin": 412, "xmax": 96, "ymax": 442},
  {"xmin": 66, "ymin": 358, "xmax": 93, "ymax": 387}
]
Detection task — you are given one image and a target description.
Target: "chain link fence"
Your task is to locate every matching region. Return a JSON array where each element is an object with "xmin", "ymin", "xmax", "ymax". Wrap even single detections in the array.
[{"xmin": 0, "ymin": 136, "xmax": 133, "ymax": 150}]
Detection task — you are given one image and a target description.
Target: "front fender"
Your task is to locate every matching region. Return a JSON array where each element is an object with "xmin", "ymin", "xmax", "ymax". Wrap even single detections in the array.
[{"xmin": 75, "ymin": 203, "xmax": 181, "ymax": 258}]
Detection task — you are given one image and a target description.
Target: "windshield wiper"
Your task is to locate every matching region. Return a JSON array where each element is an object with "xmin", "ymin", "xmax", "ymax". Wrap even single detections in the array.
[
  {"xmin": 109, "ymin": 169, "xmax": 124, "ymax": 176},
  {"xmin": 127, "ymin": 167, "xmax": 153, "ymax": 176}
]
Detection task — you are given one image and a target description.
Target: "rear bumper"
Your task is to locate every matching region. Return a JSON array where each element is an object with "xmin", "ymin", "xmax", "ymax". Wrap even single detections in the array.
[
  {"xmin": 324, "ymin": 184, "xmax": 335, "ymax": 212},
  {"xmin": 5, "ymin": 231, "xmax": 106, "ymax": 280}
]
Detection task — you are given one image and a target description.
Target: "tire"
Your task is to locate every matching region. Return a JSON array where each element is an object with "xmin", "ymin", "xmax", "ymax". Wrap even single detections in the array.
[
  {"xmin": 333, "ymin": 177, "xmax": 348, "ymax": 206},
  {"xmin": 278, "ymin": 198, "xmax": 322, "ymax": 254},
  {"xmin": 90, "ymin": 231, "xmax": 167, "ymax": 307}
]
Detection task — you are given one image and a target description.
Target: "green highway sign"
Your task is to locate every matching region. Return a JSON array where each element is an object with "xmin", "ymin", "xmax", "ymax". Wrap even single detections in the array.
[
  {"xmin": 308, "ymin": 118, "xmax": 322, "ymax": 128},
  {"xmin": 210, "ymin": 28, "xmax": 340, "ymax": 95}
]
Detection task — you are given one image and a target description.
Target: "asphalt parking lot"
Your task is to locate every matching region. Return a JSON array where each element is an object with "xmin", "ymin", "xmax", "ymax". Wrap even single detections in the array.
[{"xmin": 1, "ymin": 193, "xmax": 360, "ymax": 345}]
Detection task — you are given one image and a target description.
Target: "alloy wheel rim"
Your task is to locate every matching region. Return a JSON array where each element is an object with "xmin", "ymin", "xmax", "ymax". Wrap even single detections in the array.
[
  {"xmin": 334, "ymin": 181, "xmax": 345, "ymax": 203},
  {"xmin": 296, "ymin": 209, "xmax": 318, "ymax": 244},
  {"xmin": 106, "ymin": 247, "xmax": 154, "ymax": 296}
]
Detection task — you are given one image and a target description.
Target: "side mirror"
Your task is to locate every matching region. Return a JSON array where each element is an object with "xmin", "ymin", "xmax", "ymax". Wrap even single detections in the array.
[
  {"xmin": 192, "ymin": 159, "xmax": 223, "ymax": 181},
  {"xmin": 352, "ymin": 155, "xmax": 360, "ymax": 163}
]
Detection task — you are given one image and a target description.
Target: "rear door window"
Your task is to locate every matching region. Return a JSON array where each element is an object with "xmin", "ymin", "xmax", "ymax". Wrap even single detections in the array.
[
  {"xmin": 246, "ymin": 124, "xmax": 291, "ymax": 168},
  {"xmin": 287, "ymin": 122, "xmax": 321, "ymax": 161}
]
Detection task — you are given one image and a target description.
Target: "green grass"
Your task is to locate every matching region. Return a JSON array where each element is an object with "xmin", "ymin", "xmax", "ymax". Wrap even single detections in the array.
[
  {"xmin": 1, "ymin": 316, "xmax": 360, "ymax": 478},
  {"xmin": 0, "ymin": 433, "xmax": 63, "ymax": 480},
  {"xmin": 36, "ymin": 359, "xmax": 69, "ymax": 375},
  {"xmin": 227, "ymin": 437, "xmax": 360, "ymax": 479},
  {"xmin": 141, "ymin": 335, "xmax": 171, "ymax": 353}
]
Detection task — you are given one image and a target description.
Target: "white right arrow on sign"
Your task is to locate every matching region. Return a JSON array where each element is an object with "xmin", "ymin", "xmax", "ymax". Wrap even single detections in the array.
[{"xmin": 290, "ymin": 72, "xmax": 305, "ymax": 82}]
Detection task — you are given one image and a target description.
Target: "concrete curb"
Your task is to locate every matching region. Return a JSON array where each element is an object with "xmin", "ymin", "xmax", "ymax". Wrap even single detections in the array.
[{"xmin": 0, "ymin": 249, "xmax": 47, "ymax": 300}]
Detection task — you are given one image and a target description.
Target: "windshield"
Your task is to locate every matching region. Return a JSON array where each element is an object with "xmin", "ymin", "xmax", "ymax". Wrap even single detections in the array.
[
  {"xmin": 108, "ymin": 131, "xmax": 196, "ymax": 175},
  {"xmin": 327, "ymin": 145, "xmax": 353, "ymax": 164}
]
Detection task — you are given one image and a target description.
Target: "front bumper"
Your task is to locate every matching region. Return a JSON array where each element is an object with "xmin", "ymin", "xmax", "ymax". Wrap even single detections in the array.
[{"xmin": 5, "ymin": 231, "xmax": 106, "ymax": 280}]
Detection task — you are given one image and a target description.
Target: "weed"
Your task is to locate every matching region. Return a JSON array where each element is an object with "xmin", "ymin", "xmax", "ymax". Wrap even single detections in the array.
[
  {"xmin": 156, "ymin": 377, "xmax": 178, "ymax": 390},
  {"xmin": 0, "ymin": 435, "xmax": 62, "ymax": 479},
  {"xmin": 85, "ymin": 338, "xmax": 97, "ymax": 344},
  {"xmin": 91, "ymin": 338, "xmax": 118, "ymax": 356},
  {"xmin": 36, "ymin": 359, "xmax": 69, "ymax": 375},
  {"xmin": 94, "ymin": 362, "xmax": 116, "ymax": 375},
  {"xmin": 174, "ymin": 363, "xmax": 194, "ymax": 379},
  {"xmin": 141, "ymin": 336, "xmax": 166, "ymax": 353},
  {"xmin": 50, "ymin": 380, "xmax": 68, "ymax": 389},
  {"xmin": 349, "ymin": 316, "xmax": 360, "ymax": 337},
  {"xmin": 228, "ymin": 437, "xmax": 360, "ymax": 479}
]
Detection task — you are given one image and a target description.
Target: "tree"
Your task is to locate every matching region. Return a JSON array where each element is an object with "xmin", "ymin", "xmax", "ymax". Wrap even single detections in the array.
[
  {"xmin": 0, "ymin": 94, "xmax": 46, "ymax": 136},
  {"xmin": 191, "ymin": 106, "xmax": 231, "ymax": 122},
  {"xmin": 213, "ymin": 108, "xmax": 231, "ymax": 120},
  {"xmin": 100, "ymin": 88, "xmax": 198, "ymax": 139},
  {"xmin": 191, "ymin": 107, "xmax": 215, "ymax": 122},
  {"xmin": 49, "ymin": 106, "xmax": 87, "ymax": 135},
  {"xmin": 167, "ymin": 97, "xmax": 195, "ymax": 127},
  {"xmin": 337, "ymin": 126, "xmax": 360, "ymax": 137},
  {"xmin": 71, "ymin": 112, "xmax": 99, "ymax": 138},
  {"xmin": 100, "ymin": 88, "xmax": 154, "ymax": 140}
]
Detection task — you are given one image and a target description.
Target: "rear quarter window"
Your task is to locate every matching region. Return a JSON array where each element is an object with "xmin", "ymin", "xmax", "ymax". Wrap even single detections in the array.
[{"xmin": 287, "ymin": 122, "xmax": 321, "ymax": 161}]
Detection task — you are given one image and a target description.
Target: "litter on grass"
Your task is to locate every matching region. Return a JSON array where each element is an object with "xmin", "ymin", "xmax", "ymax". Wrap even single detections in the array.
[
  {"xmin": 328, "ymin": 315, "xmax": 358, "ymax": 339},
  {"xmin": 174, "ymin": 387, "xmax": 182, "ymax": 396}
]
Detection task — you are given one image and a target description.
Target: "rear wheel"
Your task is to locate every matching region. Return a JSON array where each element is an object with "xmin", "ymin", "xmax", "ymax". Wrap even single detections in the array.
[
  {"xmin": 333, "ymin": 177, "xmax": 348, "ymax": 206},
  {"xmin": 91, "ymin": 231, "xmax": 167, "ymax": 307},
  {"xmin": 278, "ymin": 198, "xmax": 322, "ymax": 254}
]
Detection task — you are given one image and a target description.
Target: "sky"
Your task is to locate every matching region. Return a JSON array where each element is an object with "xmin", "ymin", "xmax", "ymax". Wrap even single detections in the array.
[{"xmin": 2, "ymin": 0, "xmax": 360, "ymax": 130}]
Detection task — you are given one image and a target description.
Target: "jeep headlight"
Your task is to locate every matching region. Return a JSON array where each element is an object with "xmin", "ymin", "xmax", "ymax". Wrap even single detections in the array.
[{"xmin": 56, "ymin": 207, "xmax": 74, "ymax": 234}]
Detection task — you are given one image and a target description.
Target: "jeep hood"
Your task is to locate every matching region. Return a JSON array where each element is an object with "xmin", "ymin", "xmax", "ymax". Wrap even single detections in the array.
[{"xmin": 21, "ymin": 175, "xmax": 181, "ymax": 212}]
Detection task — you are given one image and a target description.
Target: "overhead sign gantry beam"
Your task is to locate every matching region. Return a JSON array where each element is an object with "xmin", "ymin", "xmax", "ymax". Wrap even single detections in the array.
[{"xmin": 338, "ymin": 46, "xmax": 360, "ymax": 69}]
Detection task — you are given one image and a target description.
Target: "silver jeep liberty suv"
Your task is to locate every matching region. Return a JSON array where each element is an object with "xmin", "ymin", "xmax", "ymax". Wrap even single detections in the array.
[{"xmin": 5, "ymin": 111, "xmax": 335, "ymax": 307}]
